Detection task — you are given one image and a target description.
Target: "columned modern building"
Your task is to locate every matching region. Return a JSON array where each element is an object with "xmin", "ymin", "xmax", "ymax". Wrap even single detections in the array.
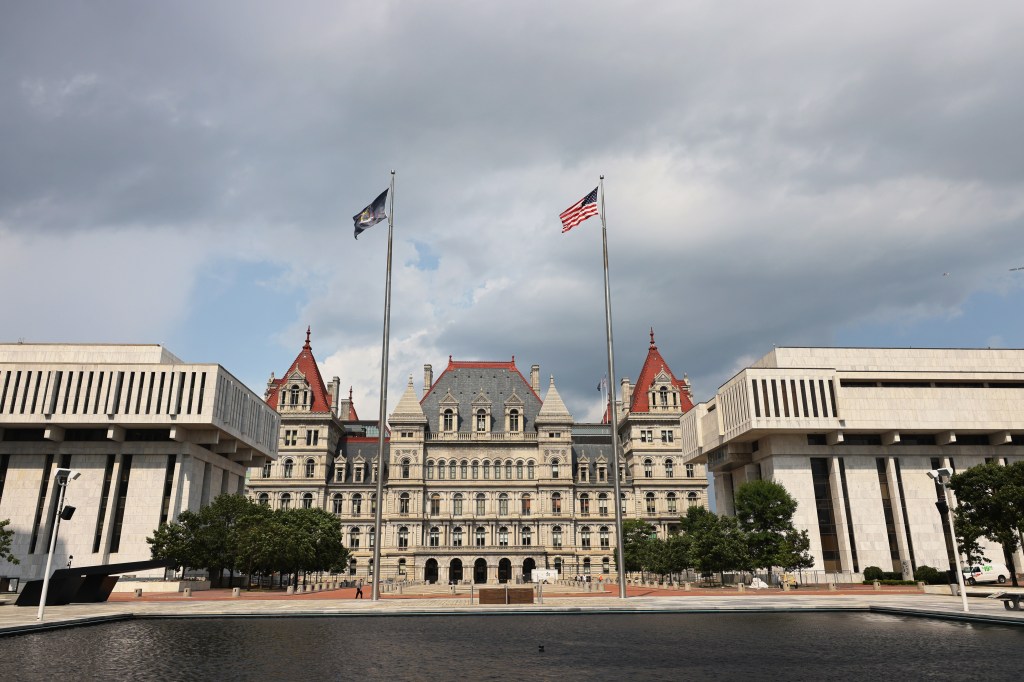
[
  {"xmin": 680, "ymin": 347, "xmax": 1024, "ymax": 578},
  {"xmin": 248, "ymin": 330, "xmax": 707, "ymax": 583},
  {"xmin": 0, "ymin": 344, "xmax": 279, "ymax": 582}
]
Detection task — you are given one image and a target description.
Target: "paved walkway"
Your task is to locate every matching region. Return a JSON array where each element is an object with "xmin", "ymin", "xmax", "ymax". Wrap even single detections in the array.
[{"xmin": 2, "ymin": 587, "xmax": 1022, "ymax": 636}]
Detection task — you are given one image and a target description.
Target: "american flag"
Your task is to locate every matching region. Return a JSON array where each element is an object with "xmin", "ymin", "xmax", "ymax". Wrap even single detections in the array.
[{"xmin": 559, "ymin": 187, "xmax": 599, "ymax": 233}]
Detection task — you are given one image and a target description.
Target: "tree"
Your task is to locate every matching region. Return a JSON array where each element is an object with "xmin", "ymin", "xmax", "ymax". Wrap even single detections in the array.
[
  {"xmin": 680, "ymin": 506, "xmax": 748, "ymax": 581},
  {"xmin": 950, "ymin": 462, "xmax": 1022, "ymax": 587},
  {"xmin": 0, "ymin": 519, "xmax": 18, "ymax": 565},
  {"xmin": 622, "ymin": 519, "xmax": 657, "ymax": 574},
  {"xmin": 734, "ymin": 479, "xmax": 811, "ymax": 575}
]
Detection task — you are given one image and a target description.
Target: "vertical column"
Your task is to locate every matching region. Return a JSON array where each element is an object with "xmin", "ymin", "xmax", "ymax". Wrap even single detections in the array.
[{"xmin": 828, "ymin": 458, "xmax": 854, "ymax": 572}]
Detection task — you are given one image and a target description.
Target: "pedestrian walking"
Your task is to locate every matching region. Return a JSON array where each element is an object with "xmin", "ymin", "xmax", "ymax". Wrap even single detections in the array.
[{"xmin": 355, "ymin": 579, "xmax": 364, "ymax": 599}]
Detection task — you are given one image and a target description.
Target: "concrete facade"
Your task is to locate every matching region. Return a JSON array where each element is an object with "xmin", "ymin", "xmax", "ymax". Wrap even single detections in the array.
[
  {"xmin": 681, "ymin": 347, "xmax": 1024, "ymax": 579},
  {"xmin": 0, "ymin": 344, "xmax": 279, "ymax": 582}
]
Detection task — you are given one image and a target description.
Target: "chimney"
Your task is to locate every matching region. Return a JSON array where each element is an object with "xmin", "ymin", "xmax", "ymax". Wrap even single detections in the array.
[
  {"xmin": 329, "ymin": 376, "xmax": 341, "ymax": 416},
  {"xmin": 423, "ymin": 364, "xmax": 433, "ymax": 397},
  {"xmin": 531, "ymin": 365, "xmax": 540, "ymax": 393},
  {"xmin": 620, "ymin": 378, "xmax": 631, "ymax": 411}
]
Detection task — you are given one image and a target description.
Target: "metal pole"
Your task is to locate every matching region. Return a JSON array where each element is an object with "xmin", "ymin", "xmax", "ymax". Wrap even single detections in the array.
[
  {"xmin": 37, "ymin": 474, "xmax": 68, "ymax": 622},
  {"xmin": 944, "ymin": 484, "xmax": 970, "ymax": 612},
  {"xmin": 371, "ymin": 170, "xmax": 396, "ymax": 601},
  {"xmin": 599, "ymin": 175, "xmax": 628, "ymax": 600}
]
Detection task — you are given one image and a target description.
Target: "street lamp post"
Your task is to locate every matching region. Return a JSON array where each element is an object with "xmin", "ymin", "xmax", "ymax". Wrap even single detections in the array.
[
  {"xmin": 36, "ymin": 468, "xmax": 80, "ymax": 622},
  {"xmin": 928, "ymin": 467, "xmax": 969, "ymax": 613}
]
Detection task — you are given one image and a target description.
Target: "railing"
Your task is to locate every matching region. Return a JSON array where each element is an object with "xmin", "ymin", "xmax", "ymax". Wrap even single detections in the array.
[{"xmin": 426, "ymin": 431, "xmax": 539, "ymax": 442}]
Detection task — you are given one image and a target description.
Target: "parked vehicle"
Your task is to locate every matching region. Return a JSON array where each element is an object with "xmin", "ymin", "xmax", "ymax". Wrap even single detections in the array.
[{"xmin": 962, "ymin": 563, "xmax": 1010, "ymax": 585}]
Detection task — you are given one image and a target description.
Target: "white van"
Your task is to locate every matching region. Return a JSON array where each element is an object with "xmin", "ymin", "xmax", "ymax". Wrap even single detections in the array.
[{"xmin": 962, "ymin": 563, "xmax": 1011, "ymax": 585}]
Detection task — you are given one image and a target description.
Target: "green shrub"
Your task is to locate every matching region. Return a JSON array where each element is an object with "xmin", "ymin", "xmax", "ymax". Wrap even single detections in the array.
[
  {"xmin": 914, "ymin": 565, "xmax": 946, "ymax": 585},
  {"xmin": 861, "ymin": 579, "xmax": 917, "ymax": 586},
  {"xmin": 863, "ymin": 566, "xmax": 884, "ymax": 581}
]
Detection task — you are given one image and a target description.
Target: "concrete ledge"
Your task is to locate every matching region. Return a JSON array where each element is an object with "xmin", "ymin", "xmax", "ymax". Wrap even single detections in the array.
[{"xmin": 0, "ymin": 614, "xmax": 132, "ymax": 638}]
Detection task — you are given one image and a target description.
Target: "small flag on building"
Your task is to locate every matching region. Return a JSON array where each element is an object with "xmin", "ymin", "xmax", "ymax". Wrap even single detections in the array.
[
  {"xmin": 353, "ymin": 189, "xmax": 389, "ymax": 239},
  {"xmin": 559, "ymin": 187, "xmax": 599, "ymax": 233}
]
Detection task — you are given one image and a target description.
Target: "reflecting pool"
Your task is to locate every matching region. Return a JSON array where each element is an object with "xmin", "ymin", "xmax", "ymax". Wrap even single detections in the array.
[{"xmin": 1, "ymin": 612, "xmax": 1021, "ymax": 680}]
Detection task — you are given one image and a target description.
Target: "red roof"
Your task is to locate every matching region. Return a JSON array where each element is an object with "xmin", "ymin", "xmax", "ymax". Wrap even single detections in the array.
[
  {"xmin": 266, "ymin": 327, "xmax": 334, "ymax": 413},
  {"xmin": 629, "ymin": 328, "xmax": 694, "ymax": 413}
]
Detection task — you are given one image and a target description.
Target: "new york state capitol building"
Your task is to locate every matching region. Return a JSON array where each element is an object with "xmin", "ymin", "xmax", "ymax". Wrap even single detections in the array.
[{"xmin": 246, "ymin": 330, "xmax": 705, "ymax": 584}]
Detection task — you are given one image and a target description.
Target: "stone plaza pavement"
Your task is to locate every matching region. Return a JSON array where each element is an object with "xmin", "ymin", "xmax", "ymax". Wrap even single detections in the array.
[{"xmin": 1, "ymin": 585, "xmax": 1023, "ymax": 636}]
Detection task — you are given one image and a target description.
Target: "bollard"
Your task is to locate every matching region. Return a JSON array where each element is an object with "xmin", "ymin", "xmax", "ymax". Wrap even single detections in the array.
[
  {"xmin": 232, "ymin": 587, "xmax": 241, "ymax": 597},
  {"xmin": 873, "ymin": 580, "xmax": 881, "ymax": 591},
  {"xmin": 828, "ymin": 583, "xmax": 837, "ymax": 592},
  {"xmin": 917, "ymin": 581, "xmax": 926, "ymax": 593},
  {"xmin": 183, "ymin": 587, "xmax": 193, "ymax": 598},
  {"xmin": 782, "ymin": 582, "xmax": 790, "ymax": 592},
  {"xmin": 286, "ymin": 585, "xmax": 295, "ymax": 595},
  {"xmin": 684, "ymin": 582, "xmax": 692, "ymax": 592},
  {"xmin": 134, "ymin": 588, "xmax": 143, "ymax": 598},
  {"xmin": 738, "ymin": 583, "xmax": 746, "ymax": 592}
]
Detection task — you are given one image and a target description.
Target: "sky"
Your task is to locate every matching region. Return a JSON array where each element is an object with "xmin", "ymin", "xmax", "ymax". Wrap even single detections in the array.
[{"xmin": 2, "ymin": 1, "xmax": 1024, "ymax": 423}]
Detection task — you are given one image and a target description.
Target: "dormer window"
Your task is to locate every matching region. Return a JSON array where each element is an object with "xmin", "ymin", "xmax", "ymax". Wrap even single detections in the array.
[
  {"xmin": 659, "ymin": 386, "xmax": 669, "ymax": 406},
  {"xmin": 509, "ymin": 409, "xmax": 520, "ymax": 432},
  {"xmin": 476, "ymin": 409, "xmax": 487, "ymax": 432},
  {"xmin": 290, "ymin": 385, "xmax": 300, "ymax": 406},
  {"xmin": 443, "ymin": 408, "xmax": 455, "ymax": 432}
]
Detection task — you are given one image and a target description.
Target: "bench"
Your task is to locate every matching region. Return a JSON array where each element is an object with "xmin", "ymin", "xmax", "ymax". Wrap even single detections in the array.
[{"xmin": 987, "ymin": 592, "xmax": 1023, "ymax": 610}]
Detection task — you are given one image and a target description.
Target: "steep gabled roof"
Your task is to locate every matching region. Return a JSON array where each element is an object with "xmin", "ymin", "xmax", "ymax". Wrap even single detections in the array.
[
  {"xmin": 420, "ymin": 356, "xmax": 542, "ymax": 432},
  {"xmin": 629, "ymin": 328, "xmax": 695, "ymax": 413},
  {"xmin": 266, "ymin": 327, "xmax": 333, "ymax": 413}
]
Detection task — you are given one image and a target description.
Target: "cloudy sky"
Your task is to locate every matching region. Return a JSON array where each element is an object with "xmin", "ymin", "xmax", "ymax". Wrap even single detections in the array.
[{"xmin": 3, "ymin": 1, "xmax": 1024, "ymax": 421}]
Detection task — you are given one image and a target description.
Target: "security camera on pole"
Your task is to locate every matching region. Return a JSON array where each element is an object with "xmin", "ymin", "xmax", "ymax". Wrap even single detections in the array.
[
  {"xmin": 927, "ymin": 467, "xmax": 969, "ymax": 613},
  {"xmin": 37, "ymin": 468, "xmax": 81, "ymax": 622}
]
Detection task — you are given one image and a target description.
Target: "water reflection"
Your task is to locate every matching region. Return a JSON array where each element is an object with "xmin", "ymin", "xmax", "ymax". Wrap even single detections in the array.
[{"xmin": 1, "ymin": 613, "xmax": 1021, "ymax": 681}]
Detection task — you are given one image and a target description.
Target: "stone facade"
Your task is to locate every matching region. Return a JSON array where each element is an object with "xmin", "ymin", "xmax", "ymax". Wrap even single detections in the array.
[
  {"xmin": 0, "ymin": 344, "xmax": 279, "ymax": 582},
  {"xmin": 680, "ymin": 347, "xmax": 1024, "ymax": 578},
  {"xmin": 247, "ymin": 331, "xmax": 707, "ymax": 583}
]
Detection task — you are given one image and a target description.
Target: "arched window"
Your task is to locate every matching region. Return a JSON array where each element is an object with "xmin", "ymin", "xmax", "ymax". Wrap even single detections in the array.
[
  {"xmin": 369, "ymin": 528, "xmax": 375, "ymax": 548},
  {"xmin": 401, "ymin": 458, "xmax": 410, "ymax": 479},
  {"xmin": 438, "ymin": 459, "xmax": 446, "ymax": 480},
  {"xmin": 426, "ymin": 460, "xmax": 435, "ymax": 479},
  {"xmin": 257, "ymin": 492, "xmax": 269, "ymax": 506},
  {"xmin": 370, "ymin": 493, "xmax": 377, "ymax": 514},
  {"xmin": 598, "ymin": 493, "xmax": 608, "ymax": 516},
  {"xmin": 475, "ymin": 526, "xmax": 486, "ymax": 546},
  {"xmin": 602, "ymin": 557, "xmax": 610, "ymax": 574},
  {"xmin": 399, "ymin": 492, "xmax": 410, "ymax": 514},
  {"xmin": 667, "ymin": 492, "xmax": 678, "ymax": 513},
  {"xmin": 646, "ymin": 492, "xmax": 656, "ymax": 514},
  {"xmin": 472, "ymin": 460, "xmax": 480, "ymax": 479},
  {"xmin": 429, "ymin": 527, "xmax": 440, "ymax": 547},
  {"xmin": 665, "ymin": 459, "xmax": 674, "ymax": 478},
  {"xmin": 482, "ymin": 460, "xmax": 490, "ymax": 479},
  {"xmin": 509, "ymin": 409, "xmax": 520, "ymax": 432},
  {"xmin": 352, "ymin": 493, "xmax": 362, "ymax": 515},
  {"xmin": 659, "ymin": 386, "xmax": 669, "ymax": 406},
  {"xmin": 397, "ymin": 558, "xmax": 405, "ymax": 575},
  {"xmin": 498, "ymin": 493, "xmax": 509, "ymax": 516},
  {"xmin": 552, "ymin": 525, "xmax": 563, "ymax": 548},
  {"xmin": 521, "ymin": 527, "xmax": 532, "ymax": 546},
  {"xmin": 283, "ymin": 459, "xmax": 294, "ymax": 478},
  {"xmin": 583, "ymin": 557, "xmax": 591, "ymax": 575},
  {"xmin": 290, "ymin": 385, "xmax": 300, "ymax": 406},
  {"xmin": 398, "ymin": 526, "xmax": 409, "ymax": 548},
  {"xmin": 475, "ymin": 493, "xmax": 486, "ymax": 516},
  {"xmin": 430, "ymin": 494, "xmax": 441, "ymax": 516},
  {"xmin": 443, "ymin": 408, "xmax": 455, "ymax": 432},
  {"xmin": 581, "ymin": 526, "xmax": 591, "ymax": 548},
  {"xmin": 262, "ymin": 462, "xmax": 271, "ymax": 478},
  {"xmin": 551, "ymin": 459, "xmax": 560, "ymax": 479},
  {"xmin": 516, "ymin": 461, "xmax": 524, "ymax": 479},
  {"xmin": 579, "ymin": 493, "xmax": 590, "ymax": 515},
  {"xmin": 449, "ymin": 461, "xmax": 457, "ymax": 480},
  {"xmin": 476, "ymin": 409, "xmax": 487, "ymax": 432},
  {"xmin": 688, "ymin": 492, "xmax": 699, "ymax": 507},
  {"xmin": 551, "ymin": 492, "xmax": 562, "ymax": 515},
  {"xmin": 305, "ymin": 458, "xmax": 315, "ymax": 478},
  {"xmin": 280, "ymin": 493, "xmax": 291, "ymax": 509},
  {"xmin": 505, "ymin": 460, "xmax": 512, "ymax": 479},
  {"xmin": 453, "ymin": 493, "xmax": 464, "ymax": 516},
  {"xmin": 452, "ymin": 526, "xmax": 464, "ymax": 547},
  {"xmin": 686, "ymin": 463, "xmax": 695, "ymax": 478},
  {"xmin": 349, "ymin": 558, "xmax": 357, "ymax": 576},
  {"xmin": 301, "ymin": 492, "xmax": 313, "ymax": 509},
  {"xmin": 493, "ymin": 461, "xmax": 501, "ymax": 479},
  {"xmin": 600, "ymin": 526, "xmax": 610, "ymax": 548},
  {"xmin": 643, "ymin": 459, "xmax": 653, "ymax": 478},
  {"xmin": 521, "ymin": 494, "xmax": 532, "ymax": 516},
  {"xmin": 461, "ymin": 460, "xmax": 469, "ymax": 479},
  {"xmin": 620, "ymin": 492, "xmax": 627, "ymax": 514},
  {"xmin": 332, "ymin": 494, "xmax": 343, "ymax": 514},
  {"xmin": 527, "ymin": 460, "xmax": 535, "ymax": 479},
  {"xmin": 498, "ymin": 526, "xmax": 509, "ymax": 547},
  {"xmin": 349, "ymin": 527, "xmax": 361, "ymax": 548},
  {"xmin": 554, "ymin": 558, "xmax": 562, "ymax": 575}
]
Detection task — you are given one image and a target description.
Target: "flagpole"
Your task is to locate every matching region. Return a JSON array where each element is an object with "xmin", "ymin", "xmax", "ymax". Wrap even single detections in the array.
[
  {"xmin": 598, "ymin": 175, "xmax": 628, "ymax": 599},
  {"xmin": 370, "ymin": 169, "xmax": 395, "ymax": 601}
]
